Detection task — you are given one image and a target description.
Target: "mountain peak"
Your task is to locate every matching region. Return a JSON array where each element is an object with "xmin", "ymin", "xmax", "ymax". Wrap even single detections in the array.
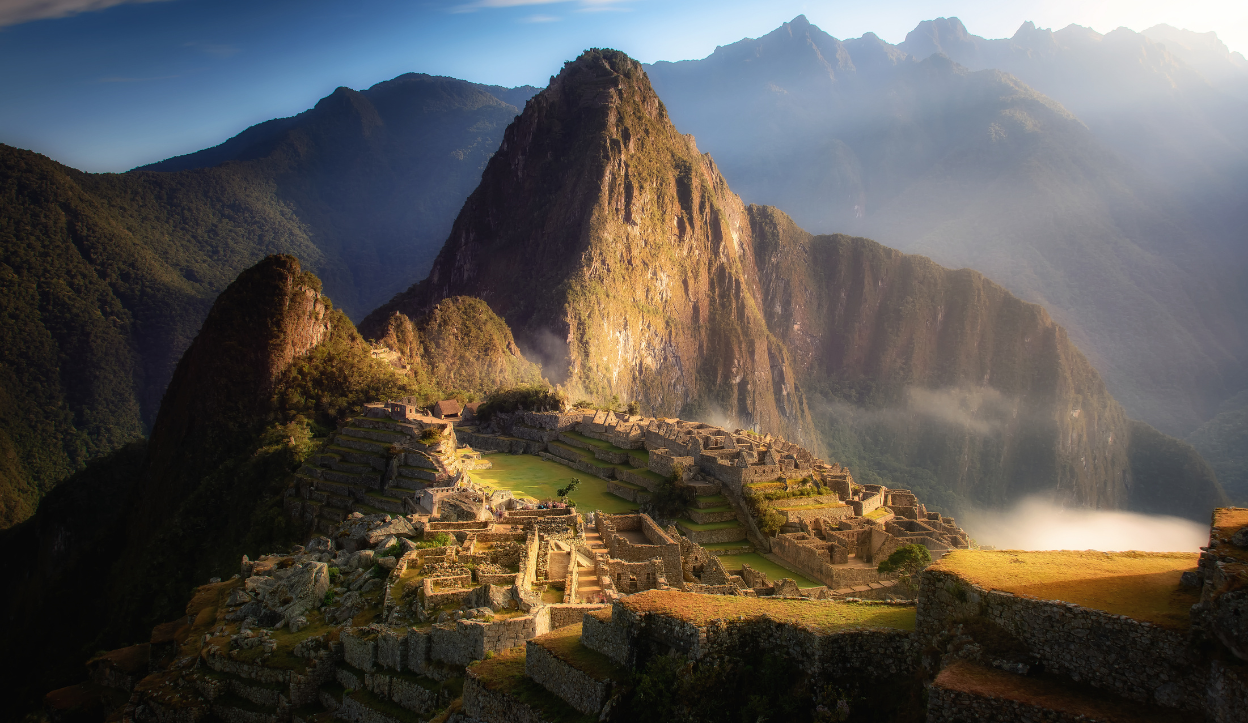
[{"xmin": 363, "ymin": 48, "xmax": 809, "ymax": 436}]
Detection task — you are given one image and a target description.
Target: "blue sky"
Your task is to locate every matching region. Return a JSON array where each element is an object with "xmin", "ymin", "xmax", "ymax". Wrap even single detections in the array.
[{"xmin": 2, "ymin": 0, "xmax": 1244, "ymax": 172}]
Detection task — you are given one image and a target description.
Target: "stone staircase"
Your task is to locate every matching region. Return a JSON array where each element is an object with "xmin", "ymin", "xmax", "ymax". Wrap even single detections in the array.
[
  {"xmin": 577, "ymin": 528, "xmax": 609, "ymax": 603},
  {"xmin": 675, "ymin": 480, "xmax": 748, "ymax": 545}
]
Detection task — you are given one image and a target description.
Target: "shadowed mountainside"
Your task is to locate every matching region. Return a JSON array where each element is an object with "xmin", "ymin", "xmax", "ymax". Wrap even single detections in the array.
[
  {"xmin": 0, "ymin": 75, "xmax": 535, "ymax": 528},
  {"xmin": 365, "ymin": 48, "xmax": 1227, "ymax": 518}
]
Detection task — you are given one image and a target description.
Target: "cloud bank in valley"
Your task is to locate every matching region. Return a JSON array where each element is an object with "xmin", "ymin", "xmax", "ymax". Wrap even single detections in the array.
[{"xmin": 958, "ymin": 497, "xmax": 1209, "ymax": 552}]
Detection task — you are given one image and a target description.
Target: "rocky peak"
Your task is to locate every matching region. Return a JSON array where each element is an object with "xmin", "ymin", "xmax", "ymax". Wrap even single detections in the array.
[{"xmin": 363, "ymin": 49, "xmax": 812, "ymax": 440}]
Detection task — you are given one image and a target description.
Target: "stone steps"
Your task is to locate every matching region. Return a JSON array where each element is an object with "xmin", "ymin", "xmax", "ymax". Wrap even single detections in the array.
[
  {"xmin": 365, "ymin": 492, "xmax": 406, "ymax": 514},
  {"xmin": 676, "ymin": 519, "xmax": 747, "ymax": 544},
  {"xmin": 343, "ymin": 425, "xmax": 408, "ymax": 444},
  {"xmin": 693, "ymin": 494, "xmax": 728, "ymax": 509},
  {"xmin": 383, "ymin": 486, "xmax": 418, "ymax": 500},
  {"xmin": 324, "ymin": 493, "xmax": 355, "ymax": 511},
  {"xmin": 391, "ymin": 475, "xmax": 432, "ymax": 491},
  {"xmin": 325, "ymin": 446, "xmax": 387, "ymax": 470},
  {"xmin": 334, "ymin": 435, "xmax": 389, "ymax": 455},
  {"xmin": 686, "ymin": 506, "xmax": 738, "ymax": 524},
  {"xmin": 312, "ymin": 478, "xmax": 353, "ymax": 497}
]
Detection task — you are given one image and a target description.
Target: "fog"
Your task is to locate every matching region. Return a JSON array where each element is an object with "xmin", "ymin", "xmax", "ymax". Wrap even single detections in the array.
[
  {"xmin": 810, "ymin": 385, "xmax": 1017, "ymax": 437},
  {"xmin": 959, "ymin": 497, "xmax": 1209, "ymax": 552}
]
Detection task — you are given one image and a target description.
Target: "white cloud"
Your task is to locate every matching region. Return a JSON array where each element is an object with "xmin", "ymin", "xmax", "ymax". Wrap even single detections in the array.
[
  {"xmin": 0, "ymin": 0, "xmax": 172, "ymax": 28},
  {"xmin": 520, "ymin": 13, "xmax": 560, "ymax": 23},
  {"xmin": 959, "ymin": 497, "xmax": 1209, "ymax": 552}
]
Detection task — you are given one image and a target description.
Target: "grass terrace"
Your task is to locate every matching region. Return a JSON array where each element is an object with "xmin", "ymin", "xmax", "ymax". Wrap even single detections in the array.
[
  {"xmin": 529, "ymin": 624, "xmax": 623, "ymax": 681},
  {"xmin": 621, "ymin": 590, "xmax": 916, "ymax": 632},
  {"xmin": 471, "ymin": 454, "xmax": 637, "ymax": 514},
  {"xmin": 933, "ymin": 550, "xmax": 1201, "ymax": 629},
  {"xmin": 468, "ymin": 647, "xmax": 594, "ymax": 723},
  {"xmin": 717, "ymin": 553, "xmax": 821, "ymax": 589}
]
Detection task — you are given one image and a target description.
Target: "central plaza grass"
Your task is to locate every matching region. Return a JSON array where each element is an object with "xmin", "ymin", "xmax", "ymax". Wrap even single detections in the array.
[
  {"xmin": 469, "ymin": 453, "xmax": 638, "ymax": 514},
  {"xmin": 622, "ymin": 589, "xmax": 916, "ymax": 632},
  {"xmin": 933, "ymin": 550, "xmax": 1201, "ymax": 629},
  {"xmin": 717, "ymin": 553, "xmax": 821, "ymax": 589}
]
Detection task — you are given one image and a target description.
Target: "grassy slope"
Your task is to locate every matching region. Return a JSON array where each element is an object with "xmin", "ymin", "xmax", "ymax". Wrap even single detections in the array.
[
  {"xmin": 470, "ymin": 453, "xmax": 637, "ymax": 514},
  {"xmin": 933, "ymin": 550, "xmax": 1200, "ymax": 629},
  {"xmin": 621, "ymin": 589, "xmax": 917, "ymax": 631}
]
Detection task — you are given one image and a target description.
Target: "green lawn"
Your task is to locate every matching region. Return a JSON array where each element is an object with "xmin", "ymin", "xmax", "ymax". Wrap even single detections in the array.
[
  {"xmin": 470, "ymin": 453, "xmax": 638, "ymax": 514},
  {"xmin": 717, "ymin": 553, "xmax": 821, "ymax": 589}
]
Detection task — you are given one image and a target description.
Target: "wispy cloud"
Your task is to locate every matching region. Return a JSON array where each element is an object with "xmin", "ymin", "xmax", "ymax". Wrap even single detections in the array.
[
  {"xmin": 520, "ymin": 13, "xmax": 559, "ymax": 23},
  {"xmin": 184, "ymin": 41, "xmax": 240, "ymax": 58},
  {"xmin": 0, "ymin": 0, "xmax": 173, "ymax": 28},
  {"xmin": 450, "ymin": 0, "xmax": 631, "ymax": 14},
  {"xmin": 98, "ymin": 73, "xmax": 179, "ymax": 82}
]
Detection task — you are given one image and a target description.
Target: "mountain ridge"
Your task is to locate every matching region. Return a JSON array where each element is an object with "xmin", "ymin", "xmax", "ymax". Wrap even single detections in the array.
[{"xmin": 366, "ymin": 47, "xmax": 1226, "ymax": 517}]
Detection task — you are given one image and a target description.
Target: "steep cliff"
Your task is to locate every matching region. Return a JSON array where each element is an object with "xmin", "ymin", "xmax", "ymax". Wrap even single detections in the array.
[
  {"xmin": 366, "ymin": 48, "xmax": 1225, "ymax": 519},
  {"xmin": 365, "ymin": 49, "xmax": 814, "ymax": 443},
  {"xmin": 748, "ymin": 206, "xmax": 1203, "ymax": 513}
]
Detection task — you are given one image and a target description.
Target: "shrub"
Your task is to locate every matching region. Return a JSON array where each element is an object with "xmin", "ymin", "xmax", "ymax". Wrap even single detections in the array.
[
  {"xmin": 414, "ymin": 532, "xmax": 453, "ymax": 549},
  {"xmin": 476, "ymin": 384, "xmax": 566, "ymax": 421},
  {"xmin": 877, "ymin": 544, "xmax": 932, "ymax": 575},
  {"xmin": 420, "ymin": 427, "xmax": 441, "ymax": 444},
  {"xmin": 328, "ymin": 566, "xmax": 341, "ymax": 583},
  {"xmin": 743, "ymin": 486, "xmax": 787, "ymax": 536},
  {"xmin": 377, "ymin": 543, "xmax": 402, "ymax": 558}
]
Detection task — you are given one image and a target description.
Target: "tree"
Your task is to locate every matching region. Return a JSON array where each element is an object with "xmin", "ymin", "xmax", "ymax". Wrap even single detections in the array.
[
  {"xmin": 877, "ymin": 543, "xmax": 932, "ymax": 576},
  {"xmin": 556, "ymin": 477, "xmax": 582, "ymax": 503}
]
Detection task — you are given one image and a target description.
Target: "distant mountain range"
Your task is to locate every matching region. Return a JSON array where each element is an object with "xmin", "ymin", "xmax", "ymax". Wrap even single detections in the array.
[
  {"xmin": 645, "ymin": 15, "xmax": 1248, "ymax": 440},
  {"xmin": 2, "ymin": 17, "xmax": 1244, "ymax": 527}
]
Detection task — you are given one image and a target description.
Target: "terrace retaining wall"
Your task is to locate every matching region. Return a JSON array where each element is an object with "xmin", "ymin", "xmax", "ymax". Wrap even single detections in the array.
[{"xmin": 918, "ymin": 568, "xmax": 1208, "ymax": 712}]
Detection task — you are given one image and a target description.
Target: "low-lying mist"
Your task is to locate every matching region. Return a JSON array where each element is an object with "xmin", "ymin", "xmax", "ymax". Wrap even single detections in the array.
[{"xmin": 958, "ymin": 497, "xmax": 1208, "ymax": 552}]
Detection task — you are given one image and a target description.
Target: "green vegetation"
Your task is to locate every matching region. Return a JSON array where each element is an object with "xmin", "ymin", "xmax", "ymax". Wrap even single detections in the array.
[
  {"xmin": 476, "ymin": 384, "xmax": 567, "ymax": 422},
  {"xmin": 742, "ymin": 486, "xmax": 786, "ymax": 536},
  {"xmin": 556, "ymin": 477, "xmax": 581, "ymax": 503},
  {"xmin": 716, "ymin": 553, "xmax": 820, "ymax": 589},
  {"xmin": 469, "ymin": 453, "xmax": 636, "ymax": 513},
  {"xmin": 876, "ymin": 544, "xmax": 932, "ymax": 576},
  {"xmin": 622, "ymin": 590, "xmax": 917, "ymax": 632},
  {"xmin": 415, "ymin": 533, "xmax": 453, "ymax": 549}
]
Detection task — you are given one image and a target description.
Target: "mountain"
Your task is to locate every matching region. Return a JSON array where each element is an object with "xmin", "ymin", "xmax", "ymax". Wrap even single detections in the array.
[
  {"xmin": 2, "ymin": 256, "xmax": 543, "ymax": 711},
  {"xmin": 365, "ymin": 48, "xmax": 1226, "ymax": 518},
  {"xmin": 0, "ymin": 75, "xmax": 535, "ymax": 528},
  {"xmin": 643, "ymin": 15, "xmax": 1248, "ymax": 440},
  {"xmin": 139, "ymin": 73, "xmax": 540, "ymax": 318}
]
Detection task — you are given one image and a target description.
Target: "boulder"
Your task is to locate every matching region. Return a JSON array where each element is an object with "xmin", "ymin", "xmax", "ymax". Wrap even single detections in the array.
[
  {"xmin": 261, "ymin": 561, "xmax": 330, "ymax": 624},
  {"xmin": 366, "ymin": 517, "xmax": 417, "ymax": 547},
  {"xmin": 374, "ymin": 534, "xmax": 400, "ymax": 552},
  {"xmin": 307, "ymin": 535, "xmax": 334, "ymax": 553},
  {"xmin": 1232, "ymin": 527, "xmax": 1248, "ymax": 549}
]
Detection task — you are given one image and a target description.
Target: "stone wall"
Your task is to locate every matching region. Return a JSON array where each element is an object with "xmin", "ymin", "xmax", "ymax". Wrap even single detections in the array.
[
  {"xmin": 918, "ymin": 568, "xmax": 1208, "ymax": 711},
  {"xmin": 590, "ymin": 599, "xmax": 917, "ymax": 680},
  {"xmin": 524, "ymin": 641, "xmax": 613, "ymax": 716},
  {"xmin": 646, "ymin": 449, "xmax": 694, "ymax": 481},
  {"xmin": 771, "ymin": 534, "xmax": 883, "ymax": 589},
  {"xmin": 462, "ymin": 673, "xmax": 547, "ymax": 723}
]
